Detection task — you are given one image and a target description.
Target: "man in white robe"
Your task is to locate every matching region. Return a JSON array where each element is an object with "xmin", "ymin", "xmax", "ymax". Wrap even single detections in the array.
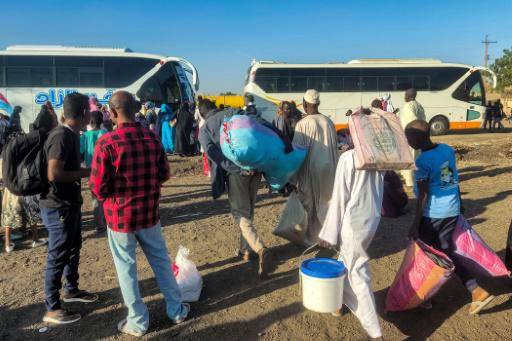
[
  {"xmin": 399, "ymin": 88, "xmax": 426, "ymax": 187},
  {"xmin": 291, "ymin": 89, "xmax": 338, "ymax": 245},
  {"xmin": 318, "ymin": 148, "xmax": 384, "ymax": 340}
]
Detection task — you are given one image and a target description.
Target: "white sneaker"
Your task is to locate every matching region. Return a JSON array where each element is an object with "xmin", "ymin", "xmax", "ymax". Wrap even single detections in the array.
[
  {"xmin": 173, "ymin": 303, "xmax": 190, "ymax": 324},
  {"xmin": 5, "ymin": 242, "xmax": 14, "ymax": 253},
  {"xmin": 117, "ymin": 319, "xmax": 146, "ymax": 337},
  {"xmin": 32, "ymin": 239, "xmax": 48, "ymax": 248}
]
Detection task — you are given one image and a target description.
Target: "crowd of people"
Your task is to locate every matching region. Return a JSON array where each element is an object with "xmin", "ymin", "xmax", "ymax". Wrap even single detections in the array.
[
  {"xmin": 197, "ymin": 88, "xmax": 500, "ymax": 340},
  {"xmin": 0, "ymin": 86, "xmax": 508, "ymax": 339}
]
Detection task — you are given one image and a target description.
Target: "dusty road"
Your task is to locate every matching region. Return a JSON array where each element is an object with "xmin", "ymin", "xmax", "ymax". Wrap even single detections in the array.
[{"xmin": 1, "ymin": 130, "xmax": 512, "ymax": 340}]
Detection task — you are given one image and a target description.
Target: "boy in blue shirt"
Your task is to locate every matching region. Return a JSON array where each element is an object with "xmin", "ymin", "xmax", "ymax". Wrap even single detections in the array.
[
  {"xmin": 404, "ymin": 120, "xmax": 494, "ymax": 315},
  {"xmin": 80, "ymin": 111, "xmax": 107, "ymax": 232}
]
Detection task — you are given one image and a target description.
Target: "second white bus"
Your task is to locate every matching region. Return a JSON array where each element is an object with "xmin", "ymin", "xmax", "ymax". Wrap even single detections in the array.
[{"xmin": 244, "ymin": 59, "xmax": 496, "ymax": 135}]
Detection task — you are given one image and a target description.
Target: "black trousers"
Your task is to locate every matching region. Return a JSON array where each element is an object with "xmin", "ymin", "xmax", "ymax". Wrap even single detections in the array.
[
  {"xmin": 419, "ymin": 216, "xmax": 473, "ymax": 285},
  {"xmin": 42, "ymin": 205, "xmax": 82, "ymax": 311}
]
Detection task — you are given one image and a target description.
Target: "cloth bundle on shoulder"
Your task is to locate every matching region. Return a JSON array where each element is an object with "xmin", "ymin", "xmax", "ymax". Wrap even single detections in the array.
[
  {"xmin": 349, "ymin": 107, "xmax": 414, "ymax": 171},
  {"xmin": 452, "ymin": 215, "xmax": 510, "ymax": 277},
  {"xmin": 220, "ymin": 113, "xmax": 307, "ymax": 190},
  {"xmin": 385, "ymin": 240, "xmax": 454, "ymax": 312}
]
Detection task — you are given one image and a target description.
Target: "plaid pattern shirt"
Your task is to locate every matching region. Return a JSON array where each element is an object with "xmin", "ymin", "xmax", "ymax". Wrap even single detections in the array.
[{"xmin": 90, "ymin": 122, "xmax": 170, "ymax": 232}]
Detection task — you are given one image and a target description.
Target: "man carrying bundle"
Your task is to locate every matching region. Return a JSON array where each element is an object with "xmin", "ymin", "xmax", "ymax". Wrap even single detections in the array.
[
  {"xmin": 317, "ymin": 138, "xmax": 385, "ymax": 340},
  {"xmin": 198, "ymin": 99, "xmax": 272, "ymax": 277}
]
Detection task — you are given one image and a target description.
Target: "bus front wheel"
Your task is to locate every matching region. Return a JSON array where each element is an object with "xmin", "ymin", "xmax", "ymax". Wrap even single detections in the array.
[{"xmin": 429, "ymin": 116, "xmax": 449, "ymax": 136}]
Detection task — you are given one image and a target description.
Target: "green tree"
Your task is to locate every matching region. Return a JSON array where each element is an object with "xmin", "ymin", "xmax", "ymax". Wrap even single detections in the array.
[
  {"xmin": 491, "ymin": 48, "xmax": 512, "ymax": 91},
  {"xmin": 219, "ymin": 91, "xmax": 238, "ymax": 96}
]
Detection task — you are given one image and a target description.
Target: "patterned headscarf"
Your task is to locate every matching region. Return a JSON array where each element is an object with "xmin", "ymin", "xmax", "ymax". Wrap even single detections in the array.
[{"xmin": 144, "ymin": 101, "xmax": 155, "ymax": 110}]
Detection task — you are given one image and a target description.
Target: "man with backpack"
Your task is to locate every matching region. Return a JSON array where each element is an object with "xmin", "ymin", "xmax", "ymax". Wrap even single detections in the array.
[
  {"xmin": 1, "ymin": 106, "xmax": 56, "ymax": 253},
  {"xmin": 40, "ymin": 93, "xmax": 97, "ymax": 325}
]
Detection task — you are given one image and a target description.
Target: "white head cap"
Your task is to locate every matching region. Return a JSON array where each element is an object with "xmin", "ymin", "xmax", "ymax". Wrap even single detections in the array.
[{"xmin": 303, "ymin": 89, "xmax": 320, "ymax": 105}]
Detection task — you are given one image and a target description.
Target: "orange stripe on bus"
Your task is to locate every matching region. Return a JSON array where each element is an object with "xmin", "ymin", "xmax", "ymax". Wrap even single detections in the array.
[
  {"xmin": 449, "ymin": 121, "xmax": 481, "ymax": 130},
  {"xmin": 335, "ymin": 124, "xmax": 348, "ymax": 131},
  {"xmin": 336, "ymin": 121, "xmax": 480, "ymax": 132}
]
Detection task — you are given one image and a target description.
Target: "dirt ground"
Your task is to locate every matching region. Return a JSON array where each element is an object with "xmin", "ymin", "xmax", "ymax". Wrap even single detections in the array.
[{"xmin": 2, "ymin": 130, "xmax": 512, "ymax": 341}]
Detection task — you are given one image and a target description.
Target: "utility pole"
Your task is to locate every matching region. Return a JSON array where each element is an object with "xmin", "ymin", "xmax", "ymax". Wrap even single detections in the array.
[{"xmin": 481, "ymin": 34, "xmax": 497, "ymax": 67}]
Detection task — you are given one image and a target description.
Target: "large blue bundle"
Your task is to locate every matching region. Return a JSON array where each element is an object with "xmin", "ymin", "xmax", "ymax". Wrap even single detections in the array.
[{"xmin": 220, "ymin": 114, "xmax": 307, "ymax": 190}]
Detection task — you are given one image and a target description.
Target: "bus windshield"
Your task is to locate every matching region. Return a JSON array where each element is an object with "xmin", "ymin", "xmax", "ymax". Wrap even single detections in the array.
[
  {"xmin": 452, "ymin": 70, "xmax": 485, "ymax": 106},
  {"xmin": 137, "ymin": 62, "xmax": 185, "ymax": 107}
]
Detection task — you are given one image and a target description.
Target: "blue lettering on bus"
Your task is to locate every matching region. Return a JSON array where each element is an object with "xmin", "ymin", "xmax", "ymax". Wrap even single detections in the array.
[{"xmin": 35, "ymin": 89, "xmax": 114, "ymax": 108}]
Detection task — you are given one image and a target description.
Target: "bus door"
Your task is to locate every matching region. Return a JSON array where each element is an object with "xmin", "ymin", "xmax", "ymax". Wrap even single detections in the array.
[
  {"xmin": 173, "ymin": 62, "xmax": 194, "ymax": 105},
  {"xmin": 137, "ymin": 62, "xmax": 181, "ymax": 109},
  {"xmin": 452, "ymin": 71, "xmax": 486, "ymax": 129}
]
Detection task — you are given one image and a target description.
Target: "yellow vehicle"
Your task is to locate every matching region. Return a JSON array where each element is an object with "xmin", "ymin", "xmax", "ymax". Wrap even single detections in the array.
[{"xmin": 202, "ymin": 95, "xmax": 244, "ymax": 108}]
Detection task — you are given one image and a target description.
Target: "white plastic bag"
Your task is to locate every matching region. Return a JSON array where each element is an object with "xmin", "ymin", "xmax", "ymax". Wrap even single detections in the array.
[
  {"xmin": 273, "ymin": 191, "xmax": 309, "ymax": 246},
  {"xmin": 172, "ymin": 245, "xmax": 203, "ymax": 302}
]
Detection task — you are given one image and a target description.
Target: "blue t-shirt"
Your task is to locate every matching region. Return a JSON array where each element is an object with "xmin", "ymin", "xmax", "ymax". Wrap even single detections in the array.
[{"xmin": 414, "ymin": 143, "xmax": 460, "ymax": 218}]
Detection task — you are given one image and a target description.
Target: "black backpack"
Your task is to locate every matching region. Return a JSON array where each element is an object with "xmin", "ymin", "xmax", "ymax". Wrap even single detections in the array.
[{"xmin": 1, "ymin": 130, "xmax": 47, "ymax": 196}]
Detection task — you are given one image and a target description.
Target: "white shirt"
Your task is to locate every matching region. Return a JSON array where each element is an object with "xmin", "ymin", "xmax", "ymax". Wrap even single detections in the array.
[{"xmin": 318, "ymin": 149, "xmax": 384, "ymax": 246}]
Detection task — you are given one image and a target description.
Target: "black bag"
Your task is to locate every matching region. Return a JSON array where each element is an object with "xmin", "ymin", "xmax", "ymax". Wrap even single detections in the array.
[
  {"xmin": 506, "ymin": 219, "xmax": 512, "ymax": 271},
  {"xmin": 1, "ymin": 130, "xmax": 47, "ymax": 196}
]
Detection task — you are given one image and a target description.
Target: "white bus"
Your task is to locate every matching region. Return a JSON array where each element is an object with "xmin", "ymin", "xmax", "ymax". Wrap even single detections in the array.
[
  {"xmin": 0, "ymin": 45, "xmax": 199, "ymax": 131},
  {"xmin": 244, "ymin": 59, "xmax": 496, "ymax": 135}
]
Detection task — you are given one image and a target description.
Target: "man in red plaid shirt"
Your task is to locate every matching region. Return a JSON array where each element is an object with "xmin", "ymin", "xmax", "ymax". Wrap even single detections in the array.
[{"xmin": 90, "ymin": 91, "xmax": 189, "ymax": 337}]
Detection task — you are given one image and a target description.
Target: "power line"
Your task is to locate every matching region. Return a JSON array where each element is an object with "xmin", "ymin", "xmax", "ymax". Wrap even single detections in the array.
[{"xmin": 481, "ymin": 34, "xmax": 497, "ymax": 68}]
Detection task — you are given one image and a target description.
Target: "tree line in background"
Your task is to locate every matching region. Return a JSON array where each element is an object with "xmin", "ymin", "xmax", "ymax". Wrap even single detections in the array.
[{"xmin": 492, "ymin": 48, "xmax": 512, "ymax": 92}]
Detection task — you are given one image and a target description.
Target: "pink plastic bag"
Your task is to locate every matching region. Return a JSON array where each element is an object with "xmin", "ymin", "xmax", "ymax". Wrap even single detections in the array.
[
  {"xmin": 349, "ymin": 108, "xmax": 414, "ymax": 171},
  {"xmin": 452, "ymin": 215, "xmax": 510, "ymax": 277},
  {"xmin": 386, "ymin": 240, "xmax": 454, "ymax": 312}
]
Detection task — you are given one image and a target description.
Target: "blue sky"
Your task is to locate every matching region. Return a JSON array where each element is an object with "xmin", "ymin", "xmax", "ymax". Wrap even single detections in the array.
[{"xmin": 2, "ymin": 0, "xmax": 512, "ymax": 93}]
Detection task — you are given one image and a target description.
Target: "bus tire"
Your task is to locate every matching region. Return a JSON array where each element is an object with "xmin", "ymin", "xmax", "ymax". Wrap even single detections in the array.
[{"xmin": 429, "ymin": 116, "xmax": 449, "ymax": 136}]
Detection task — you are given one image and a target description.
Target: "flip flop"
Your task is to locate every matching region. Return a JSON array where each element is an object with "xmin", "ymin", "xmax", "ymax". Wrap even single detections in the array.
[{"xmin": 469, "ymin": 295, "xmax": 495, "ymax": 315}]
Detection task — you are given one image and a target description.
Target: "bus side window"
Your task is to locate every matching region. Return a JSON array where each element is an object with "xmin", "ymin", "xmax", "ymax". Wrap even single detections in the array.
[
  {"xmin": 5, "ymin": 56, "xmax": 54, "ymax": 87},
  {"xmin": 413, "ymin": 76, "xmax": 430, "ymax": 90},
  {"xmin": 360, "ymin": 76, "xmax": 378, "ymax": 91},
  {"xmin": 378, "ymin": 77, "xmax": 394, "ymax": 91},
  {"xmin": 344, "ymin": 76, "xmax": 359, "ymax": 92},
  {"xmin": 6, "ymin": 68, "xmax": 31, "ymax": 87},
  {"xmin": 395, "ymin": 76, "xmax": 413, "ymax": 91}
]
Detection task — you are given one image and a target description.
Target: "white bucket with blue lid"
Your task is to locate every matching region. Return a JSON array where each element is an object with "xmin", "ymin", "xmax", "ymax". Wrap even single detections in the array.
[{"xmin": 300, "ymin": 257, "xmax": 346, "ymax": 313}]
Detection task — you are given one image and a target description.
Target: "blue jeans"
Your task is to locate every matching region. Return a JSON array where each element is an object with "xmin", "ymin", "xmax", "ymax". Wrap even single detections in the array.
[
  {"xmin": 41, "ymin": 205, "xmax": 82, "ymax": 311},
  {"xmin": 107, "ymin": 223, "xmax": 186, "ymax": 333}
]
